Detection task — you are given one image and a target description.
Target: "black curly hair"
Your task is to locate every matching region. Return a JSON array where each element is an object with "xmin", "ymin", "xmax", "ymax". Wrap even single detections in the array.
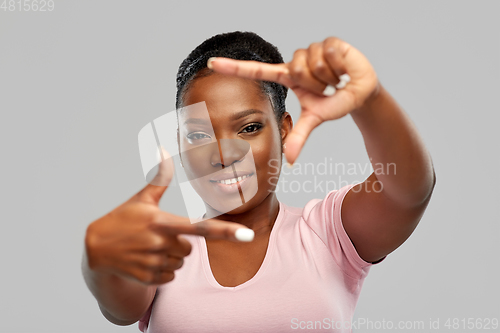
[{"xmin": 175, "ymin": 31, "xmax": 288, "ymax": 128}]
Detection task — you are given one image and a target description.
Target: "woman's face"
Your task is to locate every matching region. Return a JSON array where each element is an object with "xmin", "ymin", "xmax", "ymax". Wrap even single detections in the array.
[{"xmin": 178, "ymin": 71, "xmax": 290, "ymax": 216}]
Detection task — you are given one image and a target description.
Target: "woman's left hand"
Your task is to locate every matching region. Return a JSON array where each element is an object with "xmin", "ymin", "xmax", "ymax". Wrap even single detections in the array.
[{"xmin": 207, "ymin": 36, "xmax": 380, "ymax": 165}]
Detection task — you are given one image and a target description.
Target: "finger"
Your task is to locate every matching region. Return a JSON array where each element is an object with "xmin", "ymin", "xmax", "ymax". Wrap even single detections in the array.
[
  {"xmin": 128, "ymin": 253, "xmax": 184, "ymax": 271},
  {"xmin": 151, "ymin": 270, "xmax": 176, "ymax": 285},
  {"xmin": 160, "ymin": 256, "xmax": 183, "ymax": 271},
  {"xmin": 289, "ymin": 49, "xmax": 328, "ymax": 96},
  {"xmin": 137, "ymin": 231, "xmax": 191, "ymax": 258},
  {"xmin": 136, "ymin": 147, "xmax": 175, "ymax": 205},
  {"xmin": 323, "ymin": 37, "xmax": 351, "ymax": 89},
  {"xmin": 207, "ymin": 57, "xmax": 293, "ymax": 88},
  {"xmin": 284, "ymin": 112, "xmax": 324, "ymax": 166},
  {"xmin": 144, "ymin": 269, "xmax": 176, "ymax": 285},
  {"xmin": 174, "ymin": 235, "xmax": 193, "ymax": 258},
  {"xmin": 151, "ymin": 212, "xmax": 255, "ymax": 242},
  {"xmin": 114, "ymin": 264, "xmax": 176, "ymax": 286},
  {"xmin": 161, "ymin": 234, "xmax": 193, "ymax": 258},
  {"xmin": 307, "ymin": 42, "xmax": 341, "ymax": 89},
  {"xmin": 138, "ymin": 231, "xmax": 192, "ymax": 258}
]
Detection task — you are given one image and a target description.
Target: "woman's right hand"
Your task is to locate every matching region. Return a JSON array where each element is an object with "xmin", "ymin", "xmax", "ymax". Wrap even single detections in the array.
[{"xmin": 84, "ymin": 148, "xmax": 253, "ymax": 286}]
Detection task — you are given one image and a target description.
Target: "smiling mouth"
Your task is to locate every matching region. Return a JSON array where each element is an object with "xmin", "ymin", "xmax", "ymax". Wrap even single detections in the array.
[{"xmin": 209, "ymin": 173, "xmax": 254, "ymax": 185}]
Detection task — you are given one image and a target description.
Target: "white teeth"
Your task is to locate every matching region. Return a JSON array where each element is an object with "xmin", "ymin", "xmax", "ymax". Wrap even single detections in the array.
[{"xmin": 214, "ymin": 174, "xmax": 251, "ymax": 184}]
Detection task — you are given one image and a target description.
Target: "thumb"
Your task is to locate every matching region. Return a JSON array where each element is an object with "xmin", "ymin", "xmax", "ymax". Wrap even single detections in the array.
[
  {"xmin": 284, "ymin": 113, "xmax": 323, "ymax": 165},
  {"xmin": 137, "ymin": 147, "xmax": 175, "ymax": 205}
]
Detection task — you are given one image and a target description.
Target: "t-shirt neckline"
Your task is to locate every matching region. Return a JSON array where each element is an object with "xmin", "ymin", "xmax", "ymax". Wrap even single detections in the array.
[{"xmin": 197, "ymin": 201, "xmax": 286, "ymax": 291}]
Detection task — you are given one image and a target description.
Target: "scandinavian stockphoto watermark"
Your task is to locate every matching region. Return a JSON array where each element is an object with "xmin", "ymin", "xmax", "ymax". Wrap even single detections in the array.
[
  {"xmin": 290, "ymin": 317, "xmax": 499, "ymax": 330},
  {"xmin": 268, "ymin": 157, "xmax": 396, "ymax": 195}
]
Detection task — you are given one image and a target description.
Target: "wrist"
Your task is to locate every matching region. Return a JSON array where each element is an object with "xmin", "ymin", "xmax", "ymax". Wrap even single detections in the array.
[{"xmin": 351, "ymin": 81, "xmax": 383, "ymax": 118}]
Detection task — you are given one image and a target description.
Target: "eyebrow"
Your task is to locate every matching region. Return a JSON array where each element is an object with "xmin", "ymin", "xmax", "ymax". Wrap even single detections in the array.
[
  {"xmin": 231, "ymin": 109, "xmax": 265, "ymax": 121},
  {"xmin": 183, "ymin": 118, "xmax": 210, "ymax": 125},
  {"xmin": 182, "ymin": 109, "xmax": 265, "ymax": 125}
]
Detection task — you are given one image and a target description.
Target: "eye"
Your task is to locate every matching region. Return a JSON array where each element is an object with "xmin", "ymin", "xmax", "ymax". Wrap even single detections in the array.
[
  {"xmin": 186, "ymin": 132, "xmax": 211, "ymax": 143},
  {"xmin": 240, "ymin": 123, "xmax": 263, "ymax": 134}
]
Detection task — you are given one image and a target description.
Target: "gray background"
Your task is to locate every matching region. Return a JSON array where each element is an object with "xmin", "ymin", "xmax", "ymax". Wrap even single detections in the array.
[{"xmin": 1, "ymin": 1, "xmax": 498, "ymax": 332}]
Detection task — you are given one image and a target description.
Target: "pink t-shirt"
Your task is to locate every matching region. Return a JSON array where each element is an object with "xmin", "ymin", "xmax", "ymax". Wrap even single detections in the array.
[{"xmin": 139, "ymin": 183, "xmax": 385, "ymax": 332}]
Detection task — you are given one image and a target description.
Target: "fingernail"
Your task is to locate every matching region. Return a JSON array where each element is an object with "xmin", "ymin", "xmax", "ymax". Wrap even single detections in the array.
[
  {"xmin": 207, "ymin": 57, "xmax": 217, "ymax": 69},
  {"xmin": 335, "ymin": 80, "xmax": 347, "ymax": 89},
  {"xmin": 235, "ymin": 228, "xmax": 254, "ymax": 242},
  {"xmin": 339, "ymin": 73, "xmax": 351, "ymax": 83},
  {"xmin": 323, "ymin": 84, "xmax": 336, "ymax": 96},
  {"xmin": 286, "ymin": 162, "xmax": 294, "ymax": 169}
]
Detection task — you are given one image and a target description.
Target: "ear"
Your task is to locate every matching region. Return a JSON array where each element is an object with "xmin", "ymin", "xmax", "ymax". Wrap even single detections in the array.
[{"xmin": 280, "ymin": 112, "xmax": 293, "ymax": 144}]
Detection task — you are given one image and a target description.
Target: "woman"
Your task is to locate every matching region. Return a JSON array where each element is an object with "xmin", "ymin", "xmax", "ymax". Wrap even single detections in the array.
[{"xmin": 82, "ymin": 31, "xmax": 436, "ymax": 332}]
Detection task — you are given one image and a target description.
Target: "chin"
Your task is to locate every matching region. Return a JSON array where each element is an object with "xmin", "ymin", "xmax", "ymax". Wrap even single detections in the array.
[{"xmin": 222, "ymin": 187, "xmax": 273, "ymax": 216}]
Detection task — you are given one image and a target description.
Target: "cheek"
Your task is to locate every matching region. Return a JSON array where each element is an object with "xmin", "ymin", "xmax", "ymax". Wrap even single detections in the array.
[
  {"xmin": 181, "ymin": 144, "xmax": 214, "ymax": 179},
  {"xmin": 250, "ymin": 134, "xmax": 282, "ymax": 178}
]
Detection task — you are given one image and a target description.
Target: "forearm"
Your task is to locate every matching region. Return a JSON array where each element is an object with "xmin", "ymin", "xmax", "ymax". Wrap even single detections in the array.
[
  {"xmin": 350, "ymin": 84, "xmax": 435, "ymax": 206},
  {"xmin": 81, "ymin": 250, "xmax": 156, "ymax": 325}
]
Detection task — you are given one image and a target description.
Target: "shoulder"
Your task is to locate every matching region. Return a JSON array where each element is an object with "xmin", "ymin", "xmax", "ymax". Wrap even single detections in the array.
[
  {"xmin": 279, "ymin": 201, "xmax": 303, "ymax": 218},
  {"xmin": 276, "ymin": 184, "xmax": 354, "ymax": 227},
  {"xmin": 300, "ymin": 184, "xmax": 356, "ymax": 223}
]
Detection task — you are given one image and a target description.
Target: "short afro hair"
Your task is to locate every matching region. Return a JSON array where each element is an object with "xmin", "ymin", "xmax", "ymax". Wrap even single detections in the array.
[{"xmin": 175, "ymin": 31, "xmax": 288, "ymax": 126}]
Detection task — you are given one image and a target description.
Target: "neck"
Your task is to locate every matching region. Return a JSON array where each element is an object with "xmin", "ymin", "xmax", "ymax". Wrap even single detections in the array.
[{"xmin": 206, "ymin": 192, "xmax": 280, "ymax": 236}]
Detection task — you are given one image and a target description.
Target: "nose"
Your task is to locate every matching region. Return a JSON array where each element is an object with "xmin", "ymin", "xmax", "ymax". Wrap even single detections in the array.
[{"xmin": 210, "ymin": 139, "xmax": 250, "ymax": 168}]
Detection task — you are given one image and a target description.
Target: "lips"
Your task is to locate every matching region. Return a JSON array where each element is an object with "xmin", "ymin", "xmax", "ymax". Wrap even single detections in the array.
[
  {"xmin": 209, "ymin": 171, "xmax": 254, "ymax": 182},
  {"xmin": 209, "ymin": 172, "xmax": 255, "ymax": 196},
  {"xmin": 209, "ymin": 173, "xmax": 253, "ymax": 185}
]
